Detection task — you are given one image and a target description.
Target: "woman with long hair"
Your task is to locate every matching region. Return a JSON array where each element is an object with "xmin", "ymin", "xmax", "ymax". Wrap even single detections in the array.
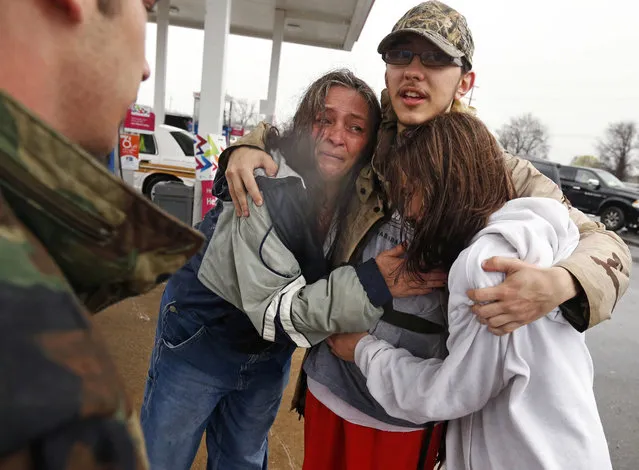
[
  {"xmin": 329, "ymin": 112, "xmax": 612, "ymax": 469},
  {"xmin": 139, "ymin": 70, "xmax": 411, "ymax": 470}
]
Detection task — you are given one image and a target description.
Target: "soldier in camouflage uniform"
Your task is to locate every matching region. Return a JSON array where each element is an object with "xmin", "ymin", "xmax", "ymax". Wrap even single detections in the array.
[{"xmin": 0, "ymin": 0, "xmax": 203, "ymax": 468}]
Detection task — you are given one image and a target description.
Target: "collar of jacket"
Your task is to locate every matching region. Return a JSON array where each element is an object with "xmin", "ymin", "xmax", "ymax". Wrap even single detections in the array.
[
  {"xmin": 355, "ymin": 164, "xmax": 378, "ymax": 203},
  {"xmin": 0, "ymin": 91, "xmax": 204, "ymax": 312}
]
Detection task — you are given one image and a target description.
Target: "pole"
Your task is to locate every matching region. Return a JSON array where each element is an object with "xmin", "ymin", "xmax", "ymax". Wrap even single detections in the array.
[
  {"xmin": 265, "ymin": 9, "xmax": 285, "ymax": 123},
  {"xmin": 468, "ymin": 85, "xmax": 479, "ymax": 107},
  {"xmin": 193, "ymin": 0, "xmax": 231, "ymax": 225},
  {"xmin": 153, "ymin": 0, "xmax": 170, "ymax": 127}
]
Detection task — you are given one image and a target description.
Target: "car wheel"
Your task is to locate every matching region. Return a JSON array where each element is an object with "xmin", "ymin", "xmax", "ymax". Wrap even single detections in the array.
[{"xmin": 600, "ymin": 206, "xmax": 625, "ymax": 231}]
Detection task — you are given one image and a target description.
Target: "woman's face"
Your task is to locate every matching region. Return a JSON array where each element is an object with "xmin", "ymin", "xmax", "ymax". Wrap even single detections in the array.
[{"xmin": 312, "ymin": 86, "xmax": 372, "ymax": 183}]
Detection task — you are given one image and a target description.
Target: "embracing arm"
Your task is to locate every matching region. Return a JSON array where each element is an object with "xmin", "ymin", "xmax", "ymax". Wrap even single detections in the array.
[
  {"xmin": 217, "ymin": 122, "xmax": 278, "ymax": 216},
  {"xmin": 471, "ymin": 154, "xmax": 631, "ymax": 332},
  {"xmin": 354, "ymin": 245, "xmax": 514, "ymax": 424},
  {"xmin": 196, "ymin": 198, "xmax": 391, "ymax": 347}
]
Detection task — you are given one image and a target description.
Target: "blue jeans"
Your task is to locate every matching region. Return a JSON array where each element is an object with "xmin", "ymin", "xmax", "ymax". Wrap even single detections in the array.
[{"xmin": 141, "ymin": 288, "xmax": 294, "ymax": 470}]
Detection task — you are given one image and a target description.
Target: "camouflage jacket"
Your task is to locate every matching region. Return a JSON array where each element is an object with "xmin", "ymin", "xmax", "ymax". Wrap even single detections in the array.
[
  {"xmin": 224, "ymin": 93, "xmax": 631, "ymax": 331},
  {"xmin": 0, "ymin": 91, "xmax": 204, "ymax": 469}
]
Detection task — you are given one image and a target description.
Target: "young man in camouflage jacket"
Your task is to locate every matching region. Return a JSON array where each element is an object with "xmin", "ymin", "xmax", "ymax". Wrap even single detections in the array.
[{"xmin": 220, "ymin": 3, "xmax": 631, "ymax": 464}]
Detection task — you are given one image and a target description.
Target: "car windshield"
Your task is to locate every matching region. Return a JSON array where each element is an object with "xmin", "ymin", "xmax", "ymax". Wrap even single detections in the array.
[
  {"xmin": 596, "ymin": 170, "xmax": 625, "ymax": 188},
  {"xmin": 170, "ymin": 131, "xmax": 195, "ymax": 156}
]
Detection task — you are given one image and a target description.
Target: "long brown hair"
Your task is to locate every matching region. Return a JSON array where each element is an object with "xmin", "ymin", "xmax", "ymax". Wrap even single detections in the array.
[
  {"xmin": 264, "ymin": 69, "xmax": 382, "ymax": 252},
  {"xmin": 380, "ymin": 112, "xmax": 516, "ymax": 274}
]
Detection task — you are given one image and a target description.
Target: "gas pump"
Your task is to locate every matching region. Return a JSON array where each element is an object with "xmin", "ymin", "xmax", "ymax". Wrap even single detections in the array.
[{"xmin": 119, "ymin": 104, "xmax": 156, "ymax": 186}]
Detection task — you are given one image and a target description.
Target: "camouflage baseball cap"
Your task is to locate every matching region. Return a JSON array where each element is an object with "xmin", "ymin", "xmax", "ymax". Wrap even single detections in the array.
[{"xmin": 377, "ymin": 1, "xmax": 475, "ymax": 67}]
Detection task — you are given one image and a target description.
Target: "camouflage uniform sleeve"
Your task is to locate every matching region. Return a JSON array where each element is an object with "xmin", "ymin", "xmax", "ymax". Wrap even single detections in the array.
[
  {"xmin": 217, "ymin": 121, "xmax": 273, "ymax": 173},
  {"xmin": 505, "ymin": 153, "xmax": 631, "ymax": 331},
  {"xmin": 0, "ymin": 192, "xmax": 147, "ymax": 470}
]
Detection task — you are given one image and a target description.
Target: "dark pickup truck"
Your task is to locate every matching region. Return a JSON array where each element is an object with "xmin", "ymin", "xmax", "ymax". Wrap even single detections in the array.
[
  {"xmin": 526, "ymin": 158, "xmax": 562, "ymax": 186},
  {"xmin": 559, "ymin": 165, "xmax": 639, "ymax": 232}
]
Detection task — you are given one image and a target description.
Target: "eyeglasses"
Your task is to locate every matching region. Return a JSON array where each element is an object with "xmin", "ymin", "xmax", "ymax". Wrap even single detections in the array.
[{"xmin": 382, "ymin": 50, "xmax": 464, "ymax": 68}]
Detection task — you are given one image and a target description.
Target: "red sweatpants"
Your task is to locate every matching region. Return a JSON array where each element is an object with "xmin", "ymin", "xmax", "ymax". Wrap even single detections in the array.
[{"xmin": 302, "ymin": 390, "xmax": 444, "ymax": 470}]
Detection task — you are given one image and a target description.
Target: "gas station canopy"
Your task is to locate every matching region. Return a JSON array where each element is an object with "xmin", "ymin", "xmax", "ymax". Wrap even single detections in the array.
[{"xmin": 148, "ymin": 0, "xmax": 375, "ymax": 51}]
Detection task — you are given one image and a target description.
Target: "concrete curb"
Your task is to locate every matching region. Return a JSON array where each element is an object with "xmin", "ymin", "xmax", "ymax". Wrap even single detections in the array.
[
  {"xmin": 618, "ymin": 233, "xmax": 639, "ymax": 263},
  {"xmin": 621, "ymin": 236, "xmax": 639, "ymax": 248},
  {"xmin": 621, "ymin": 235, "xmax": 639, "ymax": 263}
]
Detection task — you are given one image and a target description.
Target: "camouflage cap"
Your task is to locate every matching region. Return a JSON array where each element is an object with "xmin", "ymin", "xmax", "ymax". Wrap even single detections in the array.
[{"xmin": 377, "ymin": 1, "xmax": 475, "ymax": 67}]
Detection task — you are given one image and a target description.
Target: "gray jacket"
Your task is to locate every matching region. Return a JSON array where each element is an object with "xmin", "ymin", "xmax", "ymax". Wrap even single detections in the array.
[
  {"xmin": 204, "ymin": 151, "xmax": 450, "ymax": 426},
  {"xmin": 198, "ymin": 152, "xmax": 391, "ymax": 347}
]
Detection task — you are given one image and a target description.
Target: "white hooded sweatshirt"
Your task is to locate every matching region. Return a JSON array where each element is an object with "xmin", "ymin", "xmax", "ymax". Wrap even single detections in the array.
[{"xmin": 355, "ymin": 197, "xmax": 612, "ymax": 470}]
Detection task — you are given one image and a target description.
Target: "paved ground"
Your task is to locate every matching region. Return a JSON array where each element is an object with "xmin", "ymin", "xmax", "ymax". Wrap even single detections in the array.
[
  {"xmin": 94, "ymin": 253, "xmax": 638, "ymax": 469},
  {"xmin": 620, "ymin": 229, "xmax": 639, "ymax": 245},
  {"xmin": 619, "ymin": 230, "xmax": 639, "ymax": 264},
  {"xmin": 587, "ymin": 257, "xmax": 639, "ymax": 470}
]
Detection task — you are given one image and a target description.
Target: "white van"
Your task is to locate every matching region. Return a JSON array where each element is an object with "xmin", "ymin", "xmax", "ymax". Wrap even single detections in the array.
[{"xmin": 132, "ymin": 124, "xmax": 196, "ymax": 197}]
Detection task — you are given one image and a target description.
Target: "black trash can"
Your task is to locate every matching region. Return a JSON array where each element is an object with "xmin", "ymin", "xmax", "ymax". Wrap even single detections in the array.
[{"xmin": 151, "ymin": 181, "xmax": 194, "ymax": 226}]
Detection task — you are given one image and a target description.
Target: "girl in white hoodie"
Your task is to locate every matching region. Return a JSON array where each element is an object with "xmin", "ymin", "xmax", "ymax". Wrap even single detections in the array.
[{"xmin": 328, "ymin": 113, "xmax": 612, "ymax": 470}]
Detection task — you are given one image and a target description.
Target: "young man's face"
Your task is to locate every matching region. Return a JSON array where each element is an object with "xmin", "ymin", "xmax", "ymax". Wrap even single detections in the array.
[
  {"xmin": 384, "ymin": 35, "xmax": 474, "ymax": 129},
  {"xmin": 62, "ymin": 0, "xmax": 151, "ymax": 156}
]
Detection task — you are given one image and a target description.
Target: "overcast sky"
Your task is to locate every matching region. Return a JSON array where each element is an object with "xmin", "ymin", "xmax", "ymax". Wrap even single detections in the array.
[{"xmin": 136, "ymin": 0, "xmax": 639, "ymax": 165}]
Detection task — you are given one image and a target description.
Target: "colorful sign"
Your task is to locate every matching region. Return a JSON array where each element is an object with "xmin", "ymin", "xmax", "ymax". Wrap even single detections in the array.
[
  {"xmin": 194, "ymin": 134, "xmax": 226, "ymax": 181},
  {"xmin": 119, "ymin": 133, "xmax": 141, "ymax": 170},
  {"xmin": 124, "ymin": 104, "xmax": 155, "ymax": 134},
  {"xmin": 201, "ymin": 180, "xmax": 217, "ymax": 219},
  {"xmin": 194, "ymin": 133, "xmax": 226, "ymax": 218},
  {"xmin": 107, "ymin": 150, "xmax": 116, "ymax": 174}
]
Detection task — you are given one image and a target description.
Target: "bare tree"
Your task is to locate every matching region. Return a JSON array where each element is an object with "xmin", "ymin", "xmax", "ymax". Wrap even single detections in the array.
[
  {"xmin": 225, "ymin": 95, "xmax": 259, "ymax": 129},
  {"xmin": 596, "ymin": 121, "xmax": 638, "ymax": 181},
  {"xmin": 571, "ymin": 155, "xmax": 601, "ymax": 168},
  {"xmin": 496, "ymin": 113, "xmax": 550, "ymax": 160}
]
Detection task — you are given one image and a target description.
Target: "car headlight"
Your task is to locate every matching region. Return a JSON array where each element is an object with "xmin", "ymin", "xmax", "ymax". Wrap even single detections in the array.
[{"xmin": 633, "ymin": 200, "xmax": 639, "ymax": 209}]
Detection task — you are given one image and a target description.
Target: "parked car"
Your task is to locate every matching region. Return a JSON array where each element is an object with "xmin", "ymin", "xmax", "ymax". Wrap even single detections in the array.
[
  {"xmin": 559, "ymin": 165, "xmax": 639, "ymax": 231},
  {"xmin": 131, "ymin": 124, "xmax": 196, "ymax": 197},
  {"xmin": 525, "ymin": 157, "xmax": 562, "ymax": 186}
]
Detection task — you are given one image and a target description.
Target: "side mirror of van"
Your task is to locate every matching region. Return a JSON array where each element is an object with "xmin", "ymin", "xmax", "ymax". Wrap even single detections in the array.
[{"xmin": 588, "ymin": 178, "xmax": 601, "ymax": 189}]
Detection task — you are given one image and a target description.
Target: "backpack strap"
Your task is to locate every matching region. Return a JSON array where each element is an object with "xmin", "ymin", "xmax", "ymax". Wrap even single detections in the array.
[
  {"xmin": 381, "ymin": 305, "xmax": 447, "ymax": 335},
  {"xmin": 416, "ymin": 421, "xmax": 447, "ymax": 470}
]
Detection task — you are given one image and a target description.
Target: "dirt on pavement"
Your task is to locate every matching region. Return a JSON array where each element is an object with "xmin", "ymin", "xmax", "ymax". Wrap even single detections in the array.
[{"xmin": 94, "ymin": 286, "xmax": 305, "ymax": 470}]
